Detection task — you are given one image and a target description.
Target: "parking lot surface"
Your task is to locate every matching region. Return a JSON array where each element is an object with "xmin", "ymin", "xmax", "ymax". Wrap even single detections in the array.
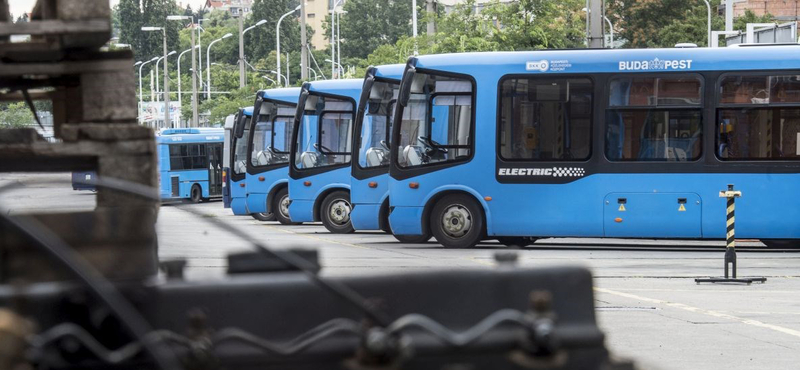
[{"xmin": 3, "ymin": 173, "xmax": 800, "ymax": 370}]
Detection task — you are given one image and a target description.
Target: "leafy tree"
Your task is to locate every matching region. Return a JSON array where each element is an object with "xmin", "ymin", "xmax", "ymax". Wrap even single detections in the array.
[
  {"xmin": 484, "ymin": 0, "xmax": 585, "ymax": 50},
  {"xmin": 332, "ymin": 0, "xmax": 420, "ymax": 60},
  {"xmin": 246, "ymin": 0, "xmax": 302, "ymax": 63},
  {"xmin": 116, "ymin": 0, "xmax": 183, "ymax": 61},
  {"xmin": 0, "ymin": 102, "xmax": 35, "ymax": 128}
]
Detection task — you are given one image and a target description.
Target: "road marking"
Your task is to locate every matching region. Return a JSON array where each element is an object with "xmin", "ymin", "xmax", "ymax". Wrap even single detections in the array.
[{"xmin": 595, "ymin": 287, "xmax": 800, "ymax": 339}]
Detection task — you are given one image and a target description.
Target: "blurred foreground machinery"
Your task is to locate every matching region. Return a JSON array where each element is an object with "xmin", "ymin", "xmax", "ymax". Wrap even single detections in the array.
[{"xmin": 0, "ymin": 1, "xmax": 636, "ymax": 369}]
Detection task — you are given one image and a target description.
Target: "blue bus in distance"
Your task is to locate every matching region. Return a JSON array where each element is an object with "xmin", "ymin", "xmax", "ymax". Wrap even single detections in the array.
[
  {"xmin": 245, "ymin": 87, "xmax": 302, "ymax": 224},
  {"xmin": 289, "ymin": 79, "xmax": 362, "ymax": 233},
  {"xmin": 350, "ymin": 64, "xmax": 429, "ymax": 241},
  {"xmin": 157, "ymin": 127, "xmax": 224, "ymax": 202},
  {"xmin": 389, "ymin": 47, "xmax": 800, "ymax": 248}
]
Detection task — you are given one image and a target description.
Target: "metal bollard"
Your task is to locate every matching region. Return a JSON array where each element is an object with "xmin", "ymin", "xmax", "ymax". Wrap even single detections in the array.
[{"xmin": 695, "ymin": 184, "xmax": 766, "ymax": 285}]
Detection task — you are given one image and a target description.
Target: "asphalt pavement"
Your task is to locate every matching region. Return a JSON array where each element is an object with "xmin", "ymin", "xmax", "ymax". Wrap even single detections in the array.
[{"xmin": 3, "ymin": 172, "xmax": 800, "ymax": 370}]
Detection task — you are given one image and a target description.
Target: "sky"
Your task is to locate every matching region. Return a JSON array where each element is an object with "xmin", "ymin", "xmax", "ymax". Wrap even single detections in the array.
[{"xmin": 9, "ymin": 0, "xmax": 209, "ymax": 19}]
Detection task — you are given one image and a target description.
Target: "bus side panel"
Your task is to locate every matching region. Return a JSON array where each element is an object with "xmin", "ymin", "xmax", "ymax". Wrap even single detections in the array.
[
  {"xmin": 230, "ymin": 178, "xmax": 249, "ymax": 215},
  {"xmin": 350, "ymin": 173, "xmax": 389, "ymax": 231},
  {"xmin": 288, "ymin": 166, "xmax": 351, "ymax": 223},
  {"xmin": 245, "ymin": 167, "xmax": 289, "ymax": 214}
]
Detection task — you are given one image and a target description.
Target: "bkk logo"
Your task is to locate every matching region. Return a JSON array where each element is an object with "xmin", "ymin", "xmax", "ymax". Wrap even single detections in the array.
[
  {"xmin": 618, "ymin": 58, "xmax": 693, "ymax": 71},
  {"xmin": 498, "ymin": 167, "xmax": 586, "ymax": 178},
  {"xmin": 526, "ymin": 60, "xmax": 550, "ymax": 72}
]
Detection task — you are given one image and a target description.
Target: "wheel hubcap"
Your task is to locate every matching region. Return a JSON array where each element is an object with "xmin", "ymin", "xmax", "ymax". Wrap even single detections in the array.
[
  {"xmin": 329, "ymin": 199, "xmax": 351, "ymax": 225},
  {"xmin": 441, "ymin": 204, "xmax": 472, "ymax": 238},
  {"xmin": 279, "ymin": 195, "xmax": 290, "ymax": 218}
]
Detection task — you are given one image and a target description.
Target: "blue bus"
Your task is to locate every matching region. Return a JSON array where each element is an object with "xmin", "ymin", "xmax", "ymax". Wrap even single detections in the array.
[
  {"xmin": 157, "ymin": 127, "xmax": 224, "ymax": 202},
  {"xmin": 288, "ymin": 79, "xmax": 362, "ymax": 233},
  {"xmin": 245, "ymin": 87, "xmax": 302, "ymax": 224},
  {"xmin": 388, "ymin": 46, "xmax": 800, "ymax": 248},
  {"xmin": 350, "ymin": 64, "xmax": 430, "ymax": 242},
  {"xmin": 228, "ymin": 106, "xmax": 269, "ymax": 219},
  {"xmin": 222, "ymin": 113, "xmax": 237, "ymax": 208}
]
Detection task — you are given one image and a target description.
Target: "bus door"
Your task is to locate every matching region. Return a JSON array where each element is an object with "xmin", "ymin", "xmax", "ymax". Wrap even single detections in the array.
[
  {"xmin": 207, "ymin": 143, "xmax": 223, "ymax": 196},
  {"xmin": 603, "ymin": 76, "xmax": 703, "ymax": 238}
]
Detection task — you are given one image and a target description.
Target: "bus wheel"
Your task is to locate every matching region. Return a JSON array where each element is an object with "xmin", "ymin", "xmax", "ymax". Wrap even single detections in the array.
[
  {"xmin": 251, "ymin": 212, "xmax": 275, "ymax": 222},
  {"xmin": 761, "ymin": 239, "xmax": 800, "ymax": 249},
  {"xmin": 321, "ymin": 190, "xmax": 354, "ymax": 234},
  {"xmin": 190, "ymin": 184, "xmax": 202, "ymax": 203},
  {"xmin": 430, "ymin": 194, "xmax": 484, "ymax": 249},
  {"xmin": 273, "ymin": 188, "xmax": 300, "ymax": 225},
  {"xmin": 393, "ymin": 233, "xmax": 431, "ymax": 243},
  {"xmin": 496, "ymin": 237, "xmax": 537, "ymax": 248}
]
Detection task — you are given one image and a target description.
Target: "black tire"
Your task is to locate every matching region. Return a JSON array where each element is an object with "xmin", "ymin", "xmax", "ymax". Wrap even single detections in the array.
[
  {"xmin": 320, "ymin": 190, "xmax": 354, "ymax": 234},
  {"xmin": 273, "ymin": 187, "xmax": 301, "ymax": 225},
  {"xmin": 379, "ymin": 202, "xmax": 392, "ymax": 234},
  {"xmin": 393, "ymin": 233, "xmax": 431, "ymax": 243},
  {"xmin": 251, "ymin": 212, "xmax": 276, "ymax": 222},
  {"xmin": 429, "ymin": 194, "xmax": 485, "ymax": 248},
  {"xmin": 496, "ymin": 236, "xmax": 537, "ymax": 248},
  {"xmin": 761, "ymin": 239, "xmax": 800, "ymax": 249},
  {"xmin": 190, "ymin": 184, "xmax": 202, "ymax": 203}
]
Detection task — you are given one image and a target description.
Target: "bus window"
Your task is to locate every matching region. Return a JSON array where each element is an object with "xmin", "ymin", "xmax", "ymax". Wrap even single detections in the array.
[
  {"xmin": 718, "ymin": 74, "xmax": 800, "ymax": 160},
  {"xmin": 251, "ymin": 116, "xmax": 274, "ymax": 166},
  {"xmin": 499, "ymin": 77, "xmax": 592, "ymax": 161},
  {"xmin": 271, "ymin": 115, "xmax": 294, "ymax": 154},
  {"xmin": 606, "ymin": 76, "xmax": 702, "ymax": 161},
  {"xmin": 168, "ymin": 143, "xmax": 209, "ymax": 170},
  {"xmin": 233, "ymin": 117, "xmax": 251, "ymax": 174},
  {"xmin": 294, "ymin": 96, "xmax": 353, "ymax": 169},
  {"xmin": 358, "ymin": 81, "xmax": 397, "ymax": 168},
  {"xmin": 397, "ymin": 74, "xmax": 473, "ymax": 168}
]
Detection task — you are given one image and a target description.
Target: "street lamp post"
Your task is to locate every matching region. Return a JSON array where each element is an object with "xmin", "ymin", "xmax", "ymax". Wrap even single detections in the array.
[
  {"xmin": 240, "ymin": 19, "xmax": 267, "ymax": 89},
  {"xmin": 198, "ymin": 19, "xmax": 208, "ymax": 95},
  {"xmin": 154, "ymin": 51, "xmax": 176, "ymax": 102},
  {"xmin": 142, "ymin": 26, "xmax": 171, "ymax": 128},
  {"xmin": 262, "ymin": 75, "xmax": 276, "ymax": 85},
  {"xmin": 307, "ymin": 67, "xmax": 318, "ymax": 80},
  {"xmin": 269, "ymin": 70, "xmax": 286, "ymax": 86},
  {"xmin": 330, "ymin": 0, "xmax": 342, "ymax": 78},
  {"xmin": 325, "ymin": 59, "xmax": 343, "ymax": 77},
  {"xmin": 277, "ymin": 6, "xmax": 301, "ymax": 86},
  {"xmin": 411, "ymin": 0, "xmax": 418, "ymax": 54},
  {"xmin": 206, "ymin": 33, "xmax": 233, "ymax": 100},
  {"xmin": 701, "ymin": 0, "xmax": 711, "ymax": 47},
  {"xmin": 336, "ymin": 9, "xmax": 347, "ymax": 70},
  {"xmin": 137, "ymin": 57, "xmax": 159, "ymax": 124},
  {"xmin": 603, "ymin": 16, "xmax": 613, "ymax": 48},
  {"xmin": 167, "ymin": 15, "xmax": 198, "ymax": 127}
]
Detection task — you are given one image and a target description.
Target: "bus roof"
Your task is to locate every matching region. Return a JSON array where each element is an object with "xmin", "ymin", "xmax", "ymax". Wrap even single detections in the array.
[
  {"xmin": 243, "ymin": 106, "xmax": 253, "ymax": 116},
  {"xmin": 373, "ymin": 63, "xmax": 405, "ymax": 80},
  {"xmin": 257, "ymin": 87, "xmax": 302, "ymax": 104},
  {"xmin": 304, "ymin": 78, "xmax": 364, "ymax": 103},
  {"xmin": 157, "ymin": 128, "xmax": 224, "ymax": 144},
  {"xmin": 410, "ymin": 45, "xmax": 800, "ymax": 77}
]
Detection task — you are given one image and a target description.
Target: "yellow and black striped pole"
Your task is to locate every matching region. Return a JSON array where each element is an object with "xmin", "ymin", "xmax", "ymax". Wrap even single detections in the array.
[{"xmin": 720, "ymin": 184, "xmax": 742, "ymax": 279}]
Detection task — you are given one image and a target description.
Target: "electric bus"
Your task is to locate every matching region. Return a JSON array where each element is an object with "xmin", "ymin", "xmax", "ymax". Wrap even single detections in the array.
[
  {"xmin": 157, "ymin": 127, "xmax": 224, "ymax": 202},
  {"xmin": 229, "ymin": 106, "xmax": 259, "ymax": 216},
  {"xmin": 350, "ymin": 64, "xmax": 430, "ymax": 242},
  {"xmin": 389, "ymin": 47, "xmax": 800, "ymax": 248},
  {"xmin": 245, "ymin": 87, "xmax": 302, "ymax": 225},
  {"xmin": 222, "ymin": 113, "xmax": 237, "ymax": 208},
  {"xmin": 289, "ymin": 79, "xmax": 362, "ymax": 233}
]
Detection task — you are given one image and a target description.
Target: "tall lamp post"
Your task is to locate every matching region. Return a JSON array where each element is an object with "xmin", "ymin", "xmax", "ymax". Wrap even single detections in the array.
[
  {"xmin": 207, "ymin": 33, "xmax": 233, "ymax": 100},
  {"xmin": 336, "ymin": 9, "xmax": 346, "ymax": 70},
  {"xmin": 325, "ymin": 59, "xmax": 343, "ymax": 78},
  {"xmin": 603, "ymin": 16, "xmax": 614, "ymax": 48},
  {"xmin": 411, "ymin": 0, "xmax": 418, "ymax": 55},
  {"xmin": 137, "ymin": 57, "xmax": 159, "ymax": 124},
  {"xmin": 240, "ymin": 19, "xmax": 267, "ymax": 88},
  {"xmin": 277, "ymin": 6, "xmax": 301, "ymax": 86},
  {"xmin": 142, "ymin": 26, "xmax": 172, "ymax": 128},
  {"xmin": 701, "ymin": 0, "xmax": 711, "ymax": 47},
  {"xmin": 167, "ymin": 15, "xmax": 198, "ymax": 127},
  {"xmin": 330, "ymin": 0, "xmax": 342, "ymax": 78},
  {"xmin": 154, "ymin": 50, "xmax": 176, "ymax": 101},
  {"xmin": 176, "ymin": 45, "xmax": 199, "ymax": 120}
]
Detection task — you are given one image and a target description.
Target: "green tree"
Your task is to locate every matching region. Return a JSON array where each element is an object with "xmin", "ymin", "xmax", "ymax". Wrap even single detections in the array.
[
  {"xmin": 115, "ymin": 0, "xmax": 183, "ymax": 61},
  {"xmin": 0, "ymin": 102, "xmax": 35, "ymax": 128},
  {"xmin": 246, "ymin": 0, "xmax": 302, "ymax": 63},
  {"xmin": 485, "ymin": 0, "xmax": 585, "ymax": 50},
  {"xmin": 333, "ymin": 0, "xmax": 420, "ymax": 60}
]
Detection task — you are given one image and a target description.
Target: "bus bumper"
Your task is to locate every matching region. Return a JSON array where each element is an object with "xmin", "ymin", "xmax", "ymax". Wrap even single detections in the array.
[
  {"xmin": 288, "ymin": 199, "xmax": 314, "ymax": 222},
  {"xmin": 388, "ymin": 206, "xmax": 424, "ymax": 236},
  {"xmin": 351, "ymin": 203, "xmax": 380, "ymax": 231},
  {"xmin": 231, "ymin": 198, "xmax": 249, "ymax": 215},
  {"xmin": 246, "ymin": 193, "xmax": 268, "ymax": 214}
]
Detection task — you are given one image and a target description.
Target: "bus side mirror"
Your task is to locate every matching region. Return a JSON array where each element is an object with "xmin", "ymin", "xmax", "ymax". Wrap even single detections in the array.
[
  {"xmin": 234, "ymin": 109, "xmax": 246, "ymax": 138},
  {"xmin": 398, "ymin": 69, "xmax": 415, "ymax": 106}
]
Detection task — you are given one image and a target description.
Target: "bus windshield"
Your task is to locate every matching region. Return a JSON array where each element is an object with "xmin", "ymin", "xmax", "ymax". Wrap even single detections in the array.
[
  {"xmin": 294, "ymin": 94, "xmax": 353, "ymax": 169},
  {"xmin": 396, "ymin": 72, "xmax": 473, "ymax": 168},
  {"xmin": 251, "ymin": 104, "xmax": 295, "ymax": 167},
  {"xmin": 233, "ymin": 115, "xmax": 251, "ymax": 175},
  {"xmin": 358, "ymin": 80, "xmax": 399, "ymax": 168}
]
